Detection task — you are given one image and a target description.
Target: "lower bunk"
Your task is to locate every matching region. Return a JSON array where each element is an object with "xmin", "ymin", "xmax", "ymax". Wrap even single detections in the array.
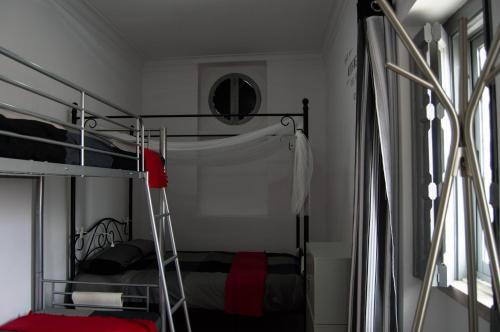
[
  {"xmin": 6, "ymin": 217, "xmax": 305, "ymax": 332},
  {"xmin": 0, "ymin": 307, "xmax": 303, "ymax": 332},
  {"xmin": 0, "ymin": 309, "xmax": 160, "ymax": 332},
  {"xmin": 68, "ymin": 239, "xmax": 303, "ymax": 331},
  {"xmin": 73, "ymin": 248, "xmax": 304, "ymax": 314}
]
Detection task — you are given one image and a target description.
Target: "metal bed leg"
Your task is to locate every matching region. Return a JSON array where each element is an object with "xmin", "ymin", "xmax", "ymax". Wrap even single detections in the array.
[{"xmin": 33, "ymin": 176, "xmax": 45, "ymax": 312}]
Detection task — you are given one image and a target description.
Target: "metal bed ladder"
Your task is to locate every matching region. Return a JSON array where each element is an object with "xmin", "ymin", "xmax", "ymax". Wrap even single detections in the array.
[{"xmin": 143, "ymin": 129, "xmax": 192, "ymax": 332}]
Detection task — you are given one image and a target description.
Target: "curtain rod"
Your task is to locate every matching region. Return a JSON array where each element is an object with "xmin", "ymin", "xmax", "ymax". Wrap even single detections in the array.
[{"xmin": 78, "ymin": 113, "xmax": 305, "ymax": 120}]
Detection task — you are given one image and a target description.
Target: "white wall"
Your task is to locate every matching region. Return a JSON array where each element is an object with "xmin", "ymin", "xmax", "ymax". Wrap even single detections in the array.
[
  {"xmin": 0, "ymin": 179, "xmax": 33, "ymax": 323},
  {"xmin": 0, "ymin": 0, "xmax": 142, "ymax": 323},
  {"xmin": 324, "ymin": 0, "xmax": 358, "ymax": 244},
  {"xmin": 138, "ymin": 54, "xmax": 327, "ymax": 253}
]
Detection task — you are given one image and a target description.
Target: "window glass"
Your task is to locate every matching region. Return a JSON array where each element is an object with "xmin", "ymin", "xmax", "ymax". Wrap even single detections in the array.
[{"xmin": 209, "ymin": 73, "xmax": 261, "ymax": 125}]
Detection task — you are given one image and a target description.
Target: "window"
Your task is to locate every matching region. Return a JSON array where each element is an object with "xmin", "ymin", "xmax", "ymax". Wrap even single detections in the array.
[
  {"xmin": 209, "ymin": 73, "xmax": 261, "ymax": 125},
  {"xmin": 412, "ymin": 6, "xmax": 496, "ymax": 309},
  {"xmin": 446, "ymin": 13, "xmax": 493, "ymax": 286}
]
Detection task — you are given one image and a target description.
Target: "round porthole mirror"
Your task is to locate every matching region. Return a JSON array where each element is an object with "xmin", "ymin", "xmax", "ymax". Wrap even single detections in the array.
[{"xmin": 209, "ymin": 73, "xmax": 261, "ymax": 125}]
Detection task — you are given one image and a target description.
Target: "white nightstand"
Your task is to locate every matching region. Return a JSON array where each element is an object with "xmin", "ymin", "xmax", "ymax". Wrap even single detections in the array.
[{"xmin": 306, "ymin": 242, "xmax": 351, "ymax": 332}]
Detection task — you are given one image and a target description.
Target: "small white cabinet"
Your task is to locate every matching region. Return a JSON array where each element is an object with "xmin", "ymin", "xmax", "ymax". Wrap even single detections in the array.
[{"xmin": 306, "ymin": 242, "xmax": 351, "ymax": 332}]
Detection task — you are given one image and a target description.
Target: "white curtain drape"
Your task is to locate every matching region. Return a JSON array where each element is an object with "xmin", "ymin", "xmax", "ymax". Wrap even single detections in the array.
[
  {"xmin": 111, "ymin": 121, "xmax": 313, "ymax": 214},
  {"xmin": 291, "ymin": 130, "xmax": 314, "ymax": 214}
]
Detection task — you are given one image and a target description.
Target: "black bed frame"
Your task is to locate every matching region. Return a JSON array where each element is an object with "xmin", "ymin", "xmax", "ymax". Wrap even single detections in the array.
[{"xmin": 69, "ymin": 98, "xmax": 310, "ymax": 280}]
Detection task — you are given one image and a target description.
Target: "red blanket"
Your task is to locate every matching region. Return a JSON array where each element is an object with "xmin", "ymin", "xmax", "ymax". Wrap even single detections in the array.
[
  {"xmin": 144, "ymin": 148, "xmax": 168, "ymax": 188},
  {"xmin": 224, "ymin": 252, "xmax": 268, "ymax": 317},
  {"xmin": 0, "ymin": 313, "xmax": 157, "ymax": 332}
]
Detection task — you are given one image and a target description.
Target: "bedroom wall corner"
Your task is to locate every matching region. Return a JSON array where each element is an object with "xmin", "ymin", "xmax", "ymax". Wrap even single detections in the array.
[
  {"xmin": 323, "ymin": 0, "xmax": 357, "ymax": 246},
  {"xmin": 138, "ymin": 53, "xmax": 328, "ymax": 252}
]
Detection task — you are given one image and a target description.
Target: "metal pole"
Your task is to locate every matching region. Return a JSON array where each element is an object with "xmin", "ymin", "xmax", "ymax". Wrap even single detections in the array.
[
  {"xmin": 385, "ymin": 63, "xmax": 434, "ymax": 90},
  {"xmin": 459, "ymin": 18, "xmax": 478, "ymax": 332},
  {"xmin": 159, "ymin": 128, "xmax": 167, "ymax": 332},
  {"xmin": 34, "ymin": 176, "xmax": 44, "ymax": 311},
  {"xmin": 136, "ymin": 119, "xmax": 140, "ymax": 172},
  {"xmin": 464, "ymin": 173, "xmax": 479, "ymax": 331},
  {"xmin": 144, "ymin": 175, "xmax": 174, "ymax": 332},
  {"xmin": 375, "ymin": 2, "xmax": 461, "ymax": 331},
  {"xmin": 141, "ymin": 123, "xmax": 145, "ymax": 172},
  {"xmin": 80, "ymin": 92, "xmax": 86, "ymax": 167},
  {"xmin": 375, "ymin": 1, "xmax": 500, "ymax": 330},
  {"xmin": 162, "ymin": 189, "xmax": 192, "ymax": 332}
]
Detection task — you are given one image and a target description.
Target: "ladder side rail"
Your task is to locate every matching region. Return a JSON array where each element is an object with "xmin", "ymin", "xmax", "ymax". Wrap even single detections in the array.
[
  {"xmin": 162, "ymin": 188, "xmax": 192, "ymax": 332},
  {"xmin": 144, "ymin": 175, "xmax": 175, "ymax": 332}
]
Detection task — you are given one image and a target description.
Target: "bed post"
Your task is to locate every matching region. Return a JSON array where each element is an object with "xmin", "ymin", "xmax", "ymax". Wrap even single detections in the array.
[
  {"xmin": 33, "ymin": 176, "xmax": 45, "ymax": 311},
  {"xmin": 128, "ymin": 125, "xmax": 135, "ymax": 241},
  {"xmin": 302, "ymin": 98, "xmax": 310, "ymax": 254},
  {"xmin": 302, "ymin": 98, "xmax": 309, "ymax": 332},
  {"xmin": 69, "ymin": 106, "xmax": 77, "ymax": 279},
  {"xmin": 159, "ymin": 127, "xmax": 167, "ymax": 331}
]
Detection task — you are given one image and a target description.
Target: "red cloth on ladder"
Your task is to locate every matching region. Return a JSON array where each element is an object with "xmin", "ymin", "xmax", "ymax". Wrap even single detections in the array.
[
  {"xmin": 224, "ymin": 252, "xmax": 268, "ymax": 317},
  {"xmin": 144, "ymin": 148, "xmax": 168, "ymax": 188}
]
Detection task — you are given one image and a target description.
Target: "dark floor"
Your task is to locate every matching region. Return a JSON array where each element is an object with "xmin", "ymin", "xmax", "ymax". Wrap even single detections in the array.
[{"xmin": 171, "ymin": 309, "xmax": 305, "ymax": 332}]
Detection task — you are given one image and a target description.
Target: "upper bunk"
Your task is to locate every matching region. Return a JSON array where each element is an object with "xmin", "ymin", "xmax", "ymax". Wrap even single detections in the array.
[{"xmin": 0, "ymin": 46, "xmax": 146, "ymax": 179}]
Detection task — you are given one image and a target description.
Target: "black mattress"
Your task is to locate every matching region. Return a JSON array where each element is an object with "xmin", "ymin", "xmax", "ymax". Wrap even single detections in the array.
[
  {"xmin": 0, "ymin": 114, "xmax": 136, "ymax": 170},
  {"xmin": 74, "ymin": 251, "xmax": 304, "ymax": 313}
]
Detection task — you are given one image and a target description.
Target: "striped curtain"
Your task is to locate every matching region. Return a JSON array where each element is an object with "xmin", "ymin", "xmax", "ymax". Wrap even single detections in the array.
[{"xmin": 348, "ymin": 2, "xmax": 399, "ymax": 331}]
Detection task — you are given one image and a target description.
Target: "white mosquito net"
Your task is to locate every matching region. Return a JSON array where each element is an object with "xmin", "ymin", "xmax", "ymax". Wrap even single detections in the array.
[{"xmin": 111, "ymin": 120, "xmax": 313, "ymax": 214}]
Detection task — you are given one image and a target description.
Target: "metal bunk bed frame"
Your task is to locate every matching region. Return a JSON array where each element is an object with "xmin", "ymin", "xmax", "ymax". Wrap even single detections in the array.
[
  {"xmin": 72, "ymin": 100, "xmax": 311, "ymax": 332},
  {"xmin": 70, "ymin": 98, "xmax": 311, "ymax": 274},
  {"xmin": 0, "ymin": 46, "xmax": 193, "ymax": 332}
]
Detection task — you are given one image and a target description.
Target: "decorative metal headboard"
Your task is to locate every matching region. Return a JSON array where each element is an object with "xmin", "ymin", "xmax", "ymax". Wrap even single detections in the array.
[{"xmin": 74, "ymin": 217, "xmax": 129, "ymax": 263}]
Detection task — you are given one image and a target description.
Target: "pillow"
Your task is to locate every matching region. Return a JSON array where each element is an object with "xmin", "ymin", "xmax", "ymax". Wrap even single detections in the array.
[
  {"xmin": 0, "ymin": 109, "xmax": 66, "ymax": 129},
  {"xmin": 82, "ymin": 240, "xmax": 155, "ymax": 275},
  {"xmin": 126, "ymin": 239, "xmax": 154, "ymax": 256},
  {"xmin": 86, "ymin": 243, "xmax": 143, "ymax": 275}
]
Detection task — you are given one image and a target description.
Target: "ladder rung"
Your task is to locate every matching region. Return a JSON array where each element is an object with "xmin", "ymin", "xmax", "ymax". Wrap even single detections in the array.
[
  {"xmin": 171, "ymin": 298, "xmax": 185, "ymax": 314},
  {"xmin": 155, "ymin": 212, "xmax": 170, "ymax": 219},
  {"xmin": 163, "ymin": 255, "xmax": 178, "ymax": 266}
]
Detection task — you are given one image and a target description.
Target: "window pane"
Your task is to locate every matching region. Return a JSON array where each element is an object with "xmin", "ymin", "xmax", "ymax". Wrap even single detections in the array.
[
  {"xmin": 212, "ymin": 78, "xmax": 232, "ymax": 120},
  {"xmin": 474, "ymin": 42, "xmax": 492, "ymax": 279},
  {"xmin": 238, "ymin": 78, "xmax": 257, "ymax": 119}
]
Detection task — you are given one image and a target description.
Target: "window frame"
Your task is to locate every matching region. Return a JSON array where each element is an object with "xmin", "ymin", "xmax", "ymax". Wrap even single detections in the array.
[
  {"xmin": 208, "ymin": 73, "xmax": 261, "ymax": 126},
  {"xmin": 411, "ymin": 0, "xmax": 497, "ymax": 318}
]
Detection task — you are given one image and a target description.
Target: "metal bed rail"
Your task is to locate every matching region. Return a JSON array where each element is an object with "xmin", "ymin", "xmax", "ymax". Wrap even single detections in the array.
[
  {"xmin": 0, "ymin": 46, "xmax": 144, "ymax": 171},
  {"xmin": 78, "ymin": 101, "xmax": 310, "ymax": 255},
  {"xmin": 43, "ymin": 279, "xmax": 158, "ymax": 312}
]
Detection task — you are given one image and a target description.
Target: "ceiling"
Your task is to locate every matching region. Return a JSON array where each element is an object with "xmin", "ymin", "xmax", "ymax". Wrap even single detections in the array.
[
  {"xmin": 83, "ymin": 0, "xmax": 338, "ymax": 60},
  {"xmin": 404, "ymin": 0, "xmax": 468, "ymax": 25}
]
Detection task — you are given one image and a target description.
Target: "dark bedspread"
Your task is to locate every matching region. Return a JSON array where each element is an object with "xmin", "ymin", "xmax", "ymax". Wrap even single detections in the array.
[
  {"xmin": 0, "ymin": 114, "xmax": 135, "ymax": 170},
  {"xmin": 73, "ymin": 251, "xmax": 304, "ymax": 313}
]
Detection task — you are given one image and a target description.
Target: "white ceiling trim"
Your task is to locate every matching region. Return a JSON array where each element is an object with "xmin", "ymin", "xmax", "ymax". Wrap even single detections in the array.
[
  {"xmin": 58, "ymin": 0, "xmax": 144, "ymax": 65},
  {"xmin": 144, "ymin": 51, "xmax": 324, "ymax": 69},
  {"xmin": 81, "ymin": 0, "xmax": 335, "ymax": 61},
  {"xmin": 143, "ymin": 51, "xmax": 324, "ymax": 72}
]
